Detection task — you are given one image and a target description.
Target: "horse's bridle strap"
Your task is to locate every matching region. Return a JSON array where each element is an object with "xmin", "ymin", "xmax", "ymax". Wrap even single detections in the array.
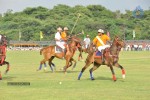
[{"xmin": 109, "ymin": 55, "xmax": 118, "ymax": 58}]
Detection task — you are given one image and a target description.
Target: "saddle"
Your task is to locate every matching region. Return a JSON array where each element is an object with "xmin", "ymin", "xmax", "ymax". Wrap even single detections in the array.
[
  {"xmin": 55, "ymin": 44, "xmax": 67, "ymax": 54},
  {"xmin": 94, "ymin": 48, "xmax": 110, "ymax": 59},
  {"xmin": 94, "ymin": 51, "xmax": 102, "ymax": 58},
  {"xmin": 55, "ymin": 45, "xmax": 63, "ymax": 53}
]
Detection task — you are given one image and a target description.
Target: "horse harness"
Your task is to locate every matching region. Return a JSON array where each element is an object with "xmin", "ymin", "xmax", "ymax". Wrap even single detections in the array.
[{"xmin": 105, "ymin": 45, "xmax": 122, "ymax": 65}]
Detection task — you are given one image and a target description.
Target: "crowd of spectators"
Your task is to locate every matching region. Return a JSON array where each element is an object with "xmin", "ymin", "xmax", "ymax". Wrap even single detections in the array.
[
  {"xmin": 7, "ymin": 42, "xmax": 150, "ymax": 52},
  {"xmin": 7, "ymin": 46, "xmax": 42, "ymax": 51},
  {"xmin": 125, "ymin": 44, "xmax": 150, "ymax": 51}
]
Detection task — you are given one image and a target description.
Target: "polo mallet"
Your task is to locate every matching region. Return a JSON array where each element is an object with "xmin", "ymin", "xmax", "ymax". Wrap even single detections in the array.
[{"xmin": 70, "ymin": 13, "xmax": 81, "ymax": 35}]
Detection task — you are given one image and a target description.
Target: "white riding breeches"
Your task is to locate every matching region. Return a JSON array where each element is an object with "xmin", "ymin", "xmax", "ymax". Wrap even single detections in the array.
[
  {"xmin": 98, "ymin": 45, "xmax": 110, "ymax": 52},
  {"xmin": 61, "ymin": 40, "xmax": 66, "ymax": 46},
  {"xmin": 56, "ymin": 41, "xmax": 65, "ymax": 50},
  {"xmin": 85, "ymin": 44, "xmax": 89, "ymax": 49}
]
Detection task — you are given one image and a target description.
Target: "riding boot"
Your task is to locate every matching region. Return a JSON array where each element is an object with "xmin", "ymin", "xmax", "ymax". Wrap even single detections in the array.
[{"xmin": 101, "ymin": 50, "xmax": 105, "ymax": 64}]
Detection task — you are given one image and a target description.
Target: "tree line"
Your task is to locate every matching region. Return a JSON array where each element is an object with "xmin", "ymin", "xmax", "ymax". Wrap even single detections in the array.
[{"xmin": 0, "ymin": 4, "xmax": 149, "ymax": 41}]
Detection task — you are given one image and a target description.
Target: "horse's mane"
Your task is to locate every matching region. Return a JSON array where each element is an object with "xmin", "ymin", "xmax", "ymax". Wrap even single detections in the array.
[
  {"xmin": 67, "ymin": 35, "xmax": 82, "ymax": 45},
  {"xmin": 86, "ymin": 43, "xmax": 95, "ymax": 54}
]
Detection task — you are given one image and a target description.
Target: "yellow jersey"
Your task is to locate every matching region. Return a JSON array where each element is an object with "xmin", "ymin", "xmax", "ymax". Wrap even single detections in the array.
[
  {"xmin": 61, "ymin": 31, "xmax": 67, "ymax": 40},
  {"xmin": 93, "ymin": 34, "xmax": 110, "ymax": 47}
]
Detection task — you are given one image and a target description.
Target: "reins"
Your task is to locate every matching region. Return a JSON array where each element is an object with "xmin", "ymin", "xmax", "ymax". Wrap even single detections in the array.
[{"xmin": 108, "ymin": 39, "xmax": 123, "ymax": 58}]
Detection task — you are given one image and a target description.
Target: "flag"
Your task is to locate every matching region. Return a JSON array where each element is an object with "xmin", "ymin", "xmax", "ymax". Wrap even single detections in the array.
[
  {"xmin": 82, "ymin": 30, "xmax": 85, "ymax": 39},
  {"xmin": 107, "ymin": 31, "xmax": 110, "ymax": 37},
  {"xmin": 133, "ymin": 30, "xmax": 135, "ymax": 39},
  {"xmin": 40, "ymin": 31, "xmax": 43, "ymax": 39},
  {"xmin": 19, "ymin": 30, "xmax": 21, "ymax": 41},
  {"xmin": 82, "ymin": 30, "xmax": 85, "ymax": 35}
]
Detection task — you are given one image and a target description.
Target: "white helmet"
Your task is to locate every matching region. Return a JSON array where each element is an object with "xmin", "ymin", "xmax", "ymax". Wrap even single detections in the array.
[
  {"xmin": 98, "ymin": 29, "xmax": 104, "ymax": 33},
  {"xmin": 64, "ymin": 27, "xmax": 69, "ymax": 31},
  {"xmin": 102, "ymin": 30, "xmax": 104, "ymax": 33},
  {"xmin": 57, "ymin": 27, "xmax": 62, "ymax": 31}
]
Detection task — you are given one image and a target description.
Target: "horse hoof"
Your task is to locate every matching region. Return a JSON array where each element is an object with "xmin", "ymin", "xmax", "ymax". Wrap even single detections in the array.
[
  {"xmin": 113, "ymin": 80, "xmax": 117, "ymax": 82},
  {"xmin": 78, "ymin": 78, "xmax": 80, "ymax": 80},
  {"xmin": 91, "ymin": 77, "xmax": 95, "ymax": 80},
  {"xmin": 122, "ymin": 74, "xmax": 125, "ymax": 79},
  {"xmin": 0, "ymin": 78, "xmax": 2, "ymax": 80}
]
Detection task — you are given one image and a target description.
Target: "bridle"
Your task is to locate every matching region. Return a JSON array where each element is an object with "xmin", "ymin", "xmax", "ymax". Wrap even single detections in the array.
[{"xmin": 109, "ymin": 38, "xmax": 124, "ymax": 59}]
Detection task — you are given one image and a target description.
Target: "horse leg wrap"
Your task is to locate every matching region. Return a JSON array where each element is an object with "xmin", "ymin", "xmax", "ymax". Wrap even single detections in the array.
[
  {"xmin": 38, "ymin": 64, "xmax": 42, "ymax": 70},
  {"xmin": 78, "ymin": 72, "xmax": 83, "ymax": 80},
  {"xmin": 122, "ymin": 69, "xmax": 125, "ymax": 74},
  {"xmin": 50, "ymin": 66, "xmax": 53, "ymax": 72},
  {"xmin": 112, "ymin": 75, "xmax": 116, "ymax": 81},
  {"xmin": 89, "ymin": 70, "xmax": 94, "ymax": 80},
  {"xmin": 122, "ymin": 69, "xmax": 125, "ymax": 79},
  {"xmin": 44, "ymin": 63, "xmax": 47, "ymax": 67},
  {"xmin": 51, "ymin": 63, "xmax": 55, "ymax": 67},
  {"xmin": 44, "ymin": 63, "xmax": 47, "ymax": 71}
]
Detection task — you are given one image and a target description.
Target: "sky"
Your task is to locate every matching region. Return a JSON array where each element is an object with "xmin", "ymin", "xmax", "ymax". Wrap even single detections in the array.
[{"xmin": 0, "ymin": 0, "xmax": 150, "ymax": 14}]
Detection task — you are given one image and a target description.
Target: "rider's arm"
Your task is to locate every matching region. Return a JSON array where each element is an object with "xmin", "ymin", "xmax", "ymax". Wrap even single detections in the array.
[
  {"xmin": 92, "ymin": 37, "xmax": 97, "ymax": 46},
  {"xmin": 55, "ymin": 32, "xmax": 61, "ymax": 41}
]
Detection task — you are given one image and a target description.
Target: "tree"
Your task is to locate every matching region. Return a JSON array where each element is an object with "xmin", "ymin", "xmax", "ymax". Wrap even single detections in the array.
[{"xmin": 0, "ymin": 4, "xmax": 149, "ymax": 41}]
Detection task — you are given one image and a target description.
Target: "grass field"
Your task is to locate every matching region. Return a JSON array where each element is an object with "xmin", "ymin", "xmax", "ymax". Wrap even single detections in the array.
[{"xmin": 0, "ymin": 50, "xmax": 150, "ymax": 100}]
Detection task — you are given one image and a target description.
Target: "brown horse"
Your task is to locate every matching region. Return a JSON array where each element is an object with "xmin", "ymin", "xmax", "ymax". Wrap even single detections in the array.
[
  {"xmin": 77, "ymin": 42, "xmax": 90, "ymax": 61},
  {"xmin": 78, "ymin": 36, "xmax": 126, "ymax": 81},
  {"xmin": 39, "ymin": 36, "xmax": 82, "ymax": 73},
  {"xmin": 0, "ymin": 34, "xmax": 10, "ymax": 80}
]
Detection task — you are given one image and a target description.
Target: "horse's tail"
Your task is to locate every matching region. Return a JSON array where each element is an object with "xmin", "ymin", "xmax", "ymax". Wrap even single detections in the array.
[
  {"xmin": 40, "ymin": 46, "xmax": 51, "ymax": 55},
  {"xmin": 40, "ymin": 48, "xmax": 44, "ymax": 55}
]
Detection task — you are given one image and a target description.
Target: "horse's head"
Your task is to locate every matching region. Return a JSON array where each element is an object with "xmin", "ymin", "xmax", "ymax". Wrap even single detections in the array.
[
  {"xmin": 86, "ymin": 43, "xmax": 96, "ymax": 54},
  {"xmin": 69, "ymin": 35, "xmax": 82, "ymax": 45},
  {"xmin": 114, "ymin": 36, "xmax": 125, "ymax": 48}
]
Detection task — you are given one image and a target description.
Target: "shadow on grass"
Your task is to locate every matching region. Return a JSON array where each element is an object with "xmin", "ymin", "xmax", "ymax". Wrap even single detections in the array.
[
  {"xmin": 96, "ymin": 76, "xmax": 112, "ymax": 80},
  {"xmin": 82, "ymin": 76, "xmax": 112, "ymax": 81},
  {"xmin": 2, "ymin": 76, "xmax": 16, "ymax": 81},
  {"xmin": 43, "ymin": 70, "xmax": 79, "ymax": 73},
  {"xmin": 84, "ymin": 76, "xmax": 126, "ymax": 82}
]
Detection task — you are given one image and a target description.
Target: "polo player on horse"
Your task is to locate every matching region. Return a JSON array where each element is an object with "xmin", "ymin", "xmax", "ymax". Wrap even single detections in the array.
[
  {"xmin": 55, "ymin": 27, "xmax": 70, "ymax": 58},
  {"xmin": 93, "ymin": 29, "xmax": 110, "ymax": 63},
  {"xmin": 0, "ymin": 34, "xmax": 10, "ymax": 80}
]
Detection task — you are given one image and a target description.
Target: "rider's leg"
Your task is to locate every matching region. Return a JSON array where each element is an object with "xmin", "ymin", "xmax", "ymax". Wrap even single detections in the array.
[
  {"xmin": 98, "ymin": 46, "xmax": 105, "ymax": 63},
  {"xmin": 56, "ymin": 42, "xmax": 66, "ymax": 58},
  {"xmin": 102, "ymin": 45, "xmax": 110, "ymax": 63},
  {"xmin": 101, "ymin": 49, "xmax": 105, "ymax": 63},
  {"xmin": 102, "ymin": 45, "xmax": 110, "ymax": 62},
  {"xmin": 63, "ymin": 48, "xmax": 67, "ymax": 58}
]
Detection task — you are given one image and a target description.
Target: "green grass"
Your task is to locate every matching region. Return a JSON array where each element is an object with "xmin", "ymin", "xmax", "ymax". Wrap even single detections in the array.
[{"xmin": 0, "ymin": 51, "xmax": 150, "ymax": 100}]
